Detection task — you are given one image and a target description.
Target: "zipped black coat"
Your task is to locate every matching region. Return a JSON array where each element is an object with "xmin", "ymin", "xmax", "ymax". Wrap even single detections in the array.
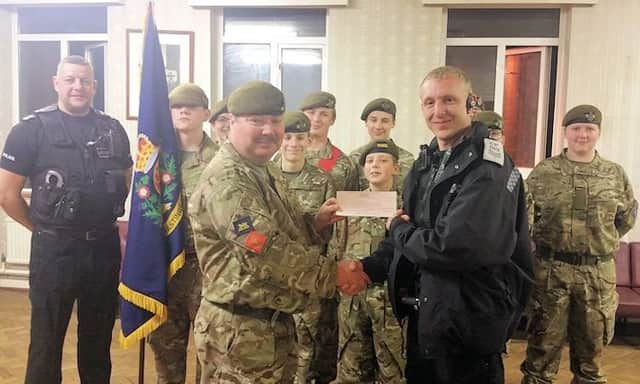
[{"xmin": 362, "ymin": 122, "xmax": 533, "ymax": 358}]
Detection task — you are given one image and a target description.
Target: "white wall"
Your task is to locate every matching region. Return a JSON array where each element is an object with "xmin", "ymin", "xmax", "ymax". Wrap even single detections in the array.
[
  {"xmin": 0, "ymin": 7, "xmax": 13, "ymax": 256},
  {"xmin": 565, "ymin": 0, "xmax": 640, "ymax": 240},
  {"xmin": 326, "ymin": 0, "xmax": 444, "ymax": 156},
  {"xmin": 107, "ymin": 0, "xmax": 213, "ymax": 143}
]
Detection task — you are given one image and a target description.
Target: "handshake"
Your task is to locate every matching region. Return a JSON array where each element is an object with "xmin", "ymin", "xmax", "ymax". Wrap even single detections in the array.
[{"xmin": 336, "ymin": 260, "xmax": 370, "ymax": 295}]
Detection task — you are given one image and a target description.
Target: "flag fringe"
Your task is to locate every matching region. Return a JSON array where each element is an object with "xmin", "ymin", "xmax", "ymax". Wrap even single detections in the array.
[
  {"xmin": 168, "ymin": 250, "xmax": 185, "ymax": 280},
  {"xmin": 118, "ymin": 282, "xmax": 168, "ymax": 348}
]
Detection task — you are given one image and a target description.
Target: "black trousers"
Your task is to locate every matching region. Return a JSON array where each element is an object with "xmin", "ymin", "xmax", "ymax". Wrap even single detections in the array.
[
  {"xmin": 404, "ymin": 313, "xmax": 505, "ymax": 384},
  {"xmin": 25, "ymin": 227, "xmax": 121, "ymax": 384},
  {"xmin": 405, "ymin": 352, "xmax": 504, "ymax": 384}
]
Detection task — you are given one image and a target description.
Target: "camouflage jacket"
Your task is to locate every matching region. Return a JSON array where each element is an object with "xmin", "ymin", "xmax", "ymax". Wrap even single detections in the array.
[
  {"xmin": 305, "ymin": 139, "xmax": 359, "ymax": 192},
  {"xmin": 188, "ymin": 143, "xmax": 336, "ymax": 314},
  {"xmin": 180, "ymin": 133, "xmax": 219, "ymax": 255},
  {"xmin": 527, "ymin": 149, "xmax": 637, "ymax": 256},
  {"xmin": 349, "ymin": 140, "xmax": 415, "ymax": 189},
  {"xmin": 280, "ymin": 161, "xmax": 336, "ymax": 215}
]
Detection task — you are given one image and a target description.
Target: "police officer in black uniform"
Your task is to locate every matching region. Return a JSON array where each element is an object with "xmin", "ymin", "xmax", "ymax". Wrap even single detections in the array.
[
  {"xmin": 339, "ymin": 66, "xmax": 533, "ymax": 384},
  {"xmin": 0, "ymin": 55, "xmax": 132, "ymax": 384}
]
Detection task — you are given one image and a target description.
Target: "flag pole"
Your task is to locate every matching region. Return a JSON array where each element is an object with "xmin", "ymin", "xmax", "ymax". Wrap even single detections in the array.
[
  {"xmin": 137, "ymin": 3, "xmax": 152, "ymax": 384},
  {"xmin": 138, "ymin": 338, "xmax": 145, "ymax": 384}
]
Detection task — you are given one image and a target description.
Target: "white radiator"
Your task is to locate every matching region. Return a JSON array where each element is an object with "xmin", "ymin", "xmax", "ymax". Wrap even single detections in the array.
[{"xmin": 5, "ymin": 218, "xmax": 31, "ymax": 265}]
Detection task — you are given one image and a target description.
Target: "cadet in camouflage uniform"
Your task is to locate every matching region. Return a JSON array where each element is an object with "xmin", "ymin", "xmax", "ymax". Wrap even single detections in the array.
[
  {"xmin": 331, "ymin": 140, "xmax": 405, "ymax": 384},
  {"xmin": 275, "ymin": 111, "xmax": 337, "ymax": 384},
  {"xmin": 147, "ymin": 84, "xmax": 219, "ymax": 384},
  {"xmin": 188, "ymin": 81, "xmax": 343, "ymax": 384},
  {"xmin": 208, "ymin": 98, "xmax": 230, "ymax": 145},
  {"xmin": 301, "ymin": 91, "xmax": 359, "ymax": 192},
  {"xmin": 299, "ymin": 91, "xmax": 358, "ymax": 383},
  {"xmin": 521, "ymin": 105, "xmax": 638, "ymax": 384},
  {"xmin": 349, "ymin": 98, "xmax": 415, "ymax": 189}
]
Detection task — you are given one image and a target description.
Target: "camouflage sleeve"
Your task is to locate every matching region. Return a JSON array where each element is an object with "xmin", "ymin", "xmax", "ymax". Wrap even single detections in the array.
[
  {"xmin": 345, "ymin": 157, "xmax": 360, "ymax": 191},
  {"xmin": 325, "ymin": 174, "xmax": 337, "ymax": 200},
  {"xmin": 615, "ymin": 167, "xmax": 638, "ymax": 236},
  {"xmin": 327, "ymin": 219, "xmax": 347, "ymax": 261},
  {"xmin": 191, "ymin": 177, "xmax": 336, "ymax": 306},
  {"xmin": 524, "ymin": 181, "xmax": 535, "ymax": 233}
]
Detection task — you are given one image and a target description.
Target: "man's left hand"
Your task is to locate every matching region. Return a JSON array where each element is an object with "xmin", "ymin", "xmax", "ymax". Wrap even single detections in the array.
[{"xmin": 314, "ymin": 197, "xmax": 345, "ymax": 232}]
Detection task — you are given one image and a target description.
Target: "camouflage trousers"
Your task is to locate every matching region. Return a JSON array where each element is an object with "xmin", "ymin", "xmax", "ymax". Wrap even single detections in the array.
[
  {"xmin": 293, "ymin": 298, "xmax": 320, "ymax": 383},
  {"xmin": 148, "ymin": 255, "xmax": 202, "ymax": 384},
  {"xmin": 335, "ymin": 284, "xmax": 406, "ymax": 384},
  {"xmin": 194, "ymin": 299, "xmax": 297, "ymax": 383},
  {"xmin": 520, "ymin": 257, "xmax": 618, "ymax": 384}
]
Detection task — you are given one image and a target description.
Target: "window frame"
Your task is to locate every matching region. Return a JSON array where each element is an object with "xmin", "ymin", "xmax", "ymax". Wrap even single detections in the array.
[
  {"xmin": 444, "ymin": 35, "xmax": 559, "ymax": 175},
  {"xmin": 217, "ymin": 9, "xmax": 328, "ymax": 102},
  {"xmin": 11, "ymin": 10, "xmax": 108, "ymax": 122}
]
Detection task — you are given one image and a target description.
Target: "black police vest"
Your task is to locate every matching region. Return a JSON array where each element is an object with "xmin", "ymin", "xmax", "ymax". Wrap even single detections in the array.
[{"xmin": 28, "ymin": 105, "xmax": 129, "ymax": 227}]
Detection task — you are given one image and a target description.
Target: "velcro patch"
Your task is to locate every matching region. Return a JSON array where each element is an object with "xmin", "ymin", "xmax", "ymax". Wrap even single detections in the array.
[
  {"xmin": 483, "ymin": 138, "xmax": 504, "ymax": 166},
  {"xmin": 506, "ymin": 168, "xmax": 521, "ymax": 193},
  {"xmin": 232, "ymin": 216, "xmax": 255, "ymax": 236},
  {"xmin": 244, "ymin": 231, "xmax": 267, "ymax": 253}
]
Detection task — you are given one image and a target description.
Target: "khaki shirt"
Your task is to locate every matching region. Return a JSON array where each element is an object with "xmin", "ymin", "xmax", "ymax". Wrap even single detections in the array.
[
  {"xmin": 180, "ymin": 133, "xmax": 219, "ymax": 254},
  {"xmin": 329, "ymin": 187, "xmax": 403, "ymax": 262},
  {"xmin": 527, "ymin": 149, "xmax": 637, "ymax": 256},
  {"xmin": 281, "ymin": 161, "xmax": 336, "ymax": 215},
  {"xmin": 189, "ymin": 143, "xmax": 336, "ymax": 314},
  {"xmin": 305, "ymin": 139, "xmax": 359, "ymax": 192}
]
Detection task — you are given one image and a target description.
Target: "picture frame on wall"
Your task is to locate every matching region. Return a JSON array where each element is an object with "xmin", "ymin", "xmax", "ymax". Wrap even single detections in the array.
[{"xmin": 126, "ymin": 29, "xmax": 194, "ymax": 120}]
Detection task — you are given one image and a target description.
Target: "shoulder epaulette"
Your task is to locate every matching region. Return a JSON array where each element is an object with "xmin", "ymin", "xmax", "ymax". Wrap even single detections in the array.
[
  {"xmin": 34, "ymin": 104, "xmax": 58, "ymax": 114},
  {"xmin": 482, "ymin": 138, "xmax": 505, "ymax": 166}
]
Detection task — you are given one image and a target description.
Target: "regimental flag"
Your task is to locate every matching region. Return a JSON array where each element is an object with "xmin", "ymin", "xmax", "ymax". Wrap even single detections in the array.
[{"xmin": 118, "ymin": 3, "xmax": 186, "ymax": 348}]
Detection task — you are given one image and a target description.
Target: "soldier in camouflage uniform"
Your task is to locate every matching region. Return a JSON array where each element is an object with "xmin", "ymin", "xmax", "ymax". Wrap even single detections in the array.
[
  {"xmin": 274, "ymin": 111, "xmax": 337, "ymax": 383},
  {"xmin": 331, "ymin": 140, "xmax": 406, "ymax": 384},
  {"xmin": 349, "ymin": 98, "xmax": 415, "ymax": 189},
  {"xmin": 299, "ymin": 91, "xmax": 359, "ymax": 383},
  {"xmin": 208, "ymin": 98, "xmax": 230, "ymax": 145},
  {"xmin": 521, "ymin": 105, "xmax": 638, "ymax": 384},
  {"xmin": 147, "ymin": 84, "xmax": 219, "ymax": 384},
  {"xmin": 188, "ymin": 81, "xmax": 344, "ymax": 384}
]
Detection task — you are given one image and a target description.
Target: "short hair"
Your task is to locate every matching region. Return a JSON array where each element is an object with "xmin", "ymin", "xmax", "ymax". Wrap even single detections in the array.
[
  {"xmin": 56, "ymin": 55, "xmax": 94, "ymax": 77},
  {"xmin": 419, "ymin": 66, "xmax": 472, "ymax": 96}
]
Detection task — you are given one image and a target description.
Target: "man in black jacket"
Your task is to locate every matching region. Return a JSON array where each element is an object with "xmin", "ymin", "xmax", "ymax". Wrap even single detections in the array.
[{"xmin": 338, "ymin": 66, "xmax": 533, "ymax": 383}]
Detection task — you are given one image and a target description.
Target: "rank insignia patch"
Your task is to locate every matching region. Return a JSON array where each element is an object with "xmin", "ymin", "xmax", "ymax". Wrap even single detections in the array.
[
  {"xmin": 233, "ymin": 216, "xmax": 255, "ymax": 236},
  {"xmin": 245, "ymin": 231, "xmax": 267, "ymax": 253}
]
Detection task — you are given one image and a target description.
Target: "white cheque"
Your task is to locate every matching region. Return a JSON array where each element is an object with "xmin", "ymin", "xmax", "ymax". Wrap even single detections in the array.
[{"xmin": 336, "ymin": 191, "xmax": 397, "ymax": 217}]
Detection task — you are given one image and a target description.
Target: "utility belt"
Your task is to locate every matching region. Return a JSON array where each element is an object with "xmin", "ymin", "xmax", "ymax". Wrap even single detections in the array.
[
  {"xmin": 537, "ymin": 245, "xmax": 613, "ymax": 266},
  {"xmin": 36, "ymin": 223, "xmax": 117, "ymax": 241},
  {"xmin": 213, "ymin": 302, "xmax": 284, "ymax": 324}
]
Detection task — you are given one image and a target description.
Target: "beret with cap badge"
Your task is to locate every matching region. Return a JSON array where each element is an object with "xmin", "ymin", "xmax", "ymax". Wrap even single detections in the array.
[
  {"xmin": 562, "ymin": 104, "xmax": 602, "ymax": 127},
  {"xmin": 284, "ymin": 111, "xmax": 310, "ymax": 133},
  {"xmin": 360, "ymin": 97, "xmax": 396, "ymax": 121}
]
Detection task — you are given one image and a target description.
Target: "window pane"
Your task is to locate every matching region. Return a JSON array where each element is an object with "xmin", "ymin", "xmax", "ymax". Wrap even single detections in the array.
[
  {"xmin": 19, "ymin": 41, "xmax": 59, "ymax": 118},
  {"xmin": 503, "ymin": 51, "xmax": 541, "ymax": 168},
  {"xmin": 224, "ymin": 8, "xmax": 326, "ymax": 38},
  {"xmin": 80, "ymin": 43, "xmax": 106, "ymax": 112},
  {"xmin": 445, "ymin": 46, "xmax": 497, "ymax": 111},
  {"xmin": 18, "ymin": 6, "xmax": 107, "ymax": 34},
  {"xmin": 223, "ymin": 44, "xmax": 271, "ymax": 98},
  {"xmin": 281, "ymin": 48, "xmax": 322, "ymax": 111},
  {"xmin": 447, "ymin": 9, "xmax": 559, "ymax": 38}
]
